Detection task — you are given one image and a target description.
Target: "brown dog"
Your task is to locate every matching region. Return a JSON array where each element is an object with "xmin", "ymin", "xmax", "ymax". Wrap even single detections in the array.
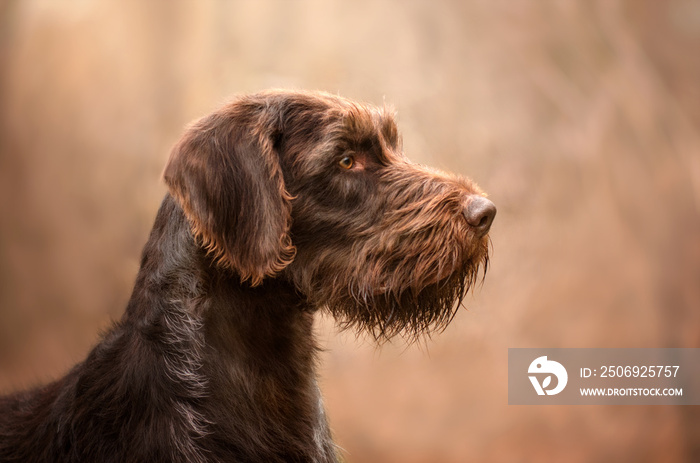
[{"xmin": 0, "ymin": 90, "xmax": 495, "ymax": 462}]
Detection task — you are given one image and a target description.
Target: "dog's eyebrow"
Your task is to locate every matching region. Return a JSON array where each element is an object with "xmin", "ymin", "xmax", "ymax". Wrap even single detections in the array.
[
  {"xmin": 356, "ymin": 135, "xmax": 383, "ymax": 157},
  {"xmin": 380, "ymin": 116, "xmax": 399, "ymax": 149},
  {"xmin": 339, "ymin": 110, "xmax": 400, "ymax": 165}
]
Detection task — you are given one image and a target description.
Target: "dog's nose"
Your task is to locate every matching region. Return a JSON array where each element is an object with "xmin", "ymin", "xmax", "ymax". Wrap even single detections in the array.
[{"xmin": 465, "ymin": 196, "xmax": 496, "ymax": 236}]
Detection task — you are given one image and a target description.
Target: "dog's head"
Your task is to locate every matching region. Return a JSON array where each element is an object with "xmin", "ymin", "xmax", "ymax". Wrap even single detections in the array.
[{"xmin": 164, "ymin": 90, "xmax": 494, "ymax": 340}]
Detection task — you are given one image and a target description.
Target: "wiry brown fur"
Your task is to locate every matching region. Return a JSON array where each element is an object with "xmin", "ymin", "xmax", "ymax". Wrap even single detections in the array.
[{"xmin": 0, "ymin": 90, "xmax": 495, "ymax": 462}]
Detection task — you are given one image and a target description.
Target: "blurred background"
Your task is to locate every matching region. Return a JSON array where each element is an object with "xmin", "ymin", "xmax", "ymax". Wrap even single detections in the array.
[{"xmin": 1, "ymin": 0, "xmax": 699, "ymax": 461}]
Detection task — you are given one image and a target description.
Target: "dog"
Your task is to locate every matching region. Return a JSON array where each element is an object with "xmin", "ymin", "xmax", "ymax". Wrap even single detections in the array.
[{"xmin": 0, "ymin": 90, "xmax": 495, "ymax": 462}]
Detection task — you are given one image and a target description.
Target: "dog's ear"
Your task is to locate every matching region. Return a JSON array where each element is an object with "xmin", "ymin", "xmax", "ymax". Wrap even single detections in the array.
[{"xmin": 163, "ymin": 101, "xmax": 295, "ymax": 285}]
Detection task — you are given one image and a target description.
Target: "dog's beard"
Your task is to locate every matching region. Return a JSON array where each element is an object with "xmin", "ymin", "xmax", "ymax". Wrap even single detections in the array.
[{"xmin": 306, "ymin": 237, "xmax": 490, "ymax": 342}]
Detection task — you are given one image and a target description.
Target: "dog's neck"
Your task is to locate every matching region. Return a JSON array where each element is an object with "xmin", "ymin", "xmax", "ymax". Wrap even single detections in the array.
[{"xmin": 122, "ymin": 195, "xmax": 337, "ymax": 462}]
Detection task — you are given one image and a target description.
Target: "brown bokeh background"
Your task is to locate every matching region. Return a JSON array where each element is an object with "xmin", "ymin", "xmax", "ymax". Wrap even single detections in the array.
[{"xmin": 1, "ymin": 1, "xmax": 699, "ymax": 461}]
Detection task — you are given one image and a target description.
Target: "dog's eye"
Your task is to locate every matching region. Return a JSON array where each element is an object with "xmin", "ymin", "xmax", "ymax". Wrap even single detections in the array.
[{"xmin": 338, "ymin": 155, "xmax": 354, "ymax": 170}]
